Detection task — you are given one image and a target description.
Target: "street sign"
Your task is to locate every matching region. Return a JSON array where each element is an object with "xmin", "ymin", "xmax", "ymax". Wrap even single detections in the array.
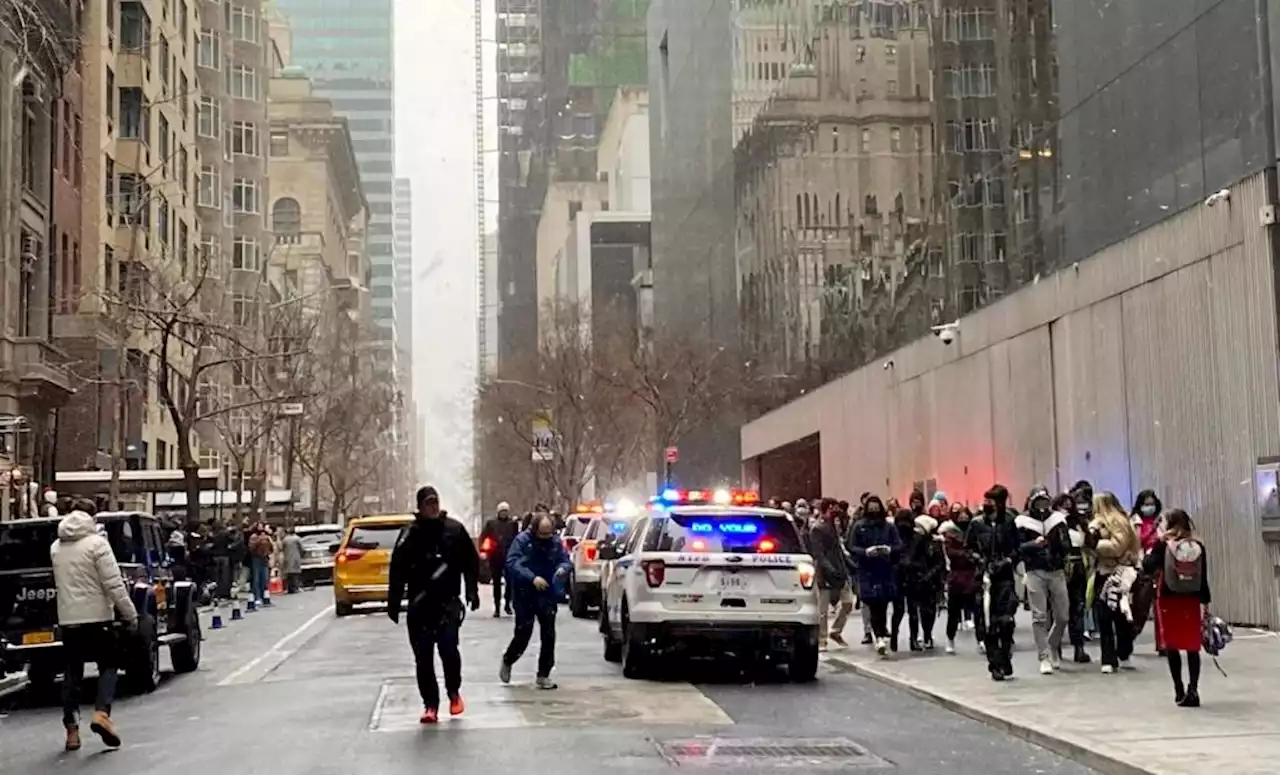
[
  {"xmin": 664, "ymin": 446, "xmax": 679, "ymax": 463},
  {"xmin": 280, "ymin": 402, "xmax": 304, "ymax": 416},
  {"xmin": 363, "ymin": 494, "xmax": 381, "ymax": 504},
  {"xmin": 532, "ymin": 413, "xmax": 554, "ymax": 462}
]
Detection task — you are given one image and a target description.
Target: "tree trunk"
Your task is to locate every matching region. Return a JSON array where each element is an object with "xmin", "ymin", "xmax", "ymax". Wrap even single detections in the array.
[
  {"xmin": 176, "ymin": 425, "xmax": 201, "ymax": 528},
  {"xmin": 107, "ymin": 347, "xmax": 127, "ymax": 510}
]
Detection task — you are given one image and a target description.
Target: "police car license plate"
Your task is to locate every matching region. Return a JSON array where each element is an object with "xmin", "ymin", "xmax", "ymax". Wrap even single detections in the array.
[
  {"xmin": 23, "ymin": 631, "xmax": 55, "ymax": 645},
  {"xmin": 719, "ymin": 573, "xmax": 750, "ymax": 593}
]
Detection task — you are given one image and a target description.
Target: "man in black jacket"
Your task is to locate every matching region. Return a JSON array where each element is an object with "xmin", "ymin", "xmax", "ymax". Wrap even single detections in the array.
[
  {"xmin": 479, "ymin": 501, "xmax": 519, "ymax": 617},
  {"xmin": 976, "ymin": 484, "xmax": 1021, "ymax": 681},
  {"xmin": 809, "ymin": 499, "xmax": 854, "ymax": 648},
  {"xmin": 387, "ymin": 486, "xmax": 481, "ymax": 724},
  {"xmin": 1016, "ymin": 486, "xmax": 1072, "ymax": 674}
]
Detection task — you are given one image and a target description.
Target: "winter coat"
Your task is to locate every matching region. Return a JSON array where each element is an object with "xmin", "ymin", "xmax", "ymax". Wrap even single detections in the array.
[
  {"xmin": 49, "ymin": 512, "xmax": 139, "ymax": 626},
  {"xmin": 902, "ymin": 515, "xmax": 945, "ymax": 594},
  {"xmin": 849, "ymin": 516, "xmax": 903, "ymax": 603},
  {"xmin": 505, "ymin": 530, "xmax": 573, "ymax": 613},
  {"xmin": 940, "ymin": 520, "xmax": 981, "ymax": 594},
  {"xmin": 1014, "ymin": 509, "xmax": 1071, "ymax": 573},
  {"xmin": 1089, "ymin": 513, "xmax": 1140, "ymax": 576},
  {"xmin": 971, "ymin": 509, "xmax": 1020, "ymax": 582},
  {"xmin": 387, "ymin": 513, "xmax": 480, "ymax": 622},
  {"xmin": 248, "ymin": 531, "xmax": 274, "ymax": 559},
  {"xmin": 1132, "ymin": 514, "xmax": 1163, "ymax": 554},
  {"xmin": 807, "ymin": 518, "xmax": 850, "ymax": 590},
  {"xmin": 479, "ymin": 515, "xmax": 520, "ymax": 569},
  {"xmin": 281, "ymin": 534, "xmax": 303, "ymax": 575}
]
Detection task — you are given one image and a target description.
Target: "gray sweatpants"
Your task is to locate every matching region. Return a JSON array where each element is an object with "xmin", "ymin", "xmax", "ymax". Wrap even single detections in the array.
[{"xmin": 1025, "ymin": 569, "xmax": 1069, "ymax": 661}]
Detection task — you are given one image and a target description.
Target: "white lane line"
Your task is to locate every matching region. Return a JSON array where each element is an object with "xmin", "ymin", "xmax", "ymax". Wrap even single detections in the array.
[{"xmin": 217, "ymin": 605, "xmax": 334, "ymax": 686}]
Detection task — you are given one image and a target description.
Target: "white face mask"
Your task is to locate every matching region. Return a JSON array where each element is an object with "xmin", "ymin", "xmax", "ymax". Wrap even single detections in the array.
[{"xmin": 1140, "ymin": 505, "xmax": 1157, "ymax": 517}]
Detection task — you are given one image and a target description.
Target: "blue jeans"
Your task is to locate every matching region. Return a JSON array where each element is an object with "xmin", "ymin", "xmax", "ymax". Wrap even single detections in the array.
[{"xmin": 250, "ymin": 556, "xmax": 269, "ymax": 601}]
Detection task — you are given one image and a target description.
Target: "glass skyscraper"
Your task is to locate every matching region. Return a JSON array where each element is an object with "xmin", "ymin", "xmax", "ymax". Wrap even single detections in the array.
[{"xmin": 271, "ymin": 0, "xmax": 398, "ymax": 361}]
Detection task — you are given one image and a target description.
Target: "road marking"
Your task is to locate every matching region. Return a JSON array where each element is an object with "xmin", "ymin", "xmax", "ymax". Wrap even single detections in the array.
[{"xmin": 218, "ymin": 605, "xmax": 334, "ymax": 686}]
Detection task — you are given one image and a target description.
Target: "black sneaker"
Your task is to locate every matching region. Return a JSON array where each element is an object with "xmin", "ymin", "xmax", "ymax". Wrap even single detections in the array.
[
  {"xmin": 909, "ymin": 639, "xmax": 923, "ymax": 653},
  {"xmin": 1174, "ymin": 686, "xmax": 1186, "ymax": 705},
  {"xmin": 923, "ymin": 639, "xmax": 935, "ymax": 651},
  {"xmin": 860, "ymin": 634, "xmax": 873, "ymax": 645},
  {"xmin": 890, "ymin": 635, "xmax": 899, "ymax": 653},
  {"xmin": 1073, "ymin": 646, "xmax": 1092, "ymax": 664},
  {"xmin": 990, "ymin": 669, "xmax": 1006, "ymax": 682},
  {"xmin": 1178, "ymin": 689, "xmax": 1201, "ymax": 708}
]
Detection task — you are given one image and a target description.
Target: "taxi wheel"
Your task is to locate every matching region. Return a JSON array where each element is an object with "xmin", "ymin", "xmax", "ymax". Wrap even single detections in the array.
[{"xmin": 334, "ymin": 601, "xmax": 354, "ymax": 617}]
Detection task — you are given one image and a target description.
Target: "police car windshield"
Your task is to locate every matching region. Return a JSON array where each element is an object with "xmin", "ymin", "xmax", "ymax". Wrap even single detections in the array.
[{"xmin": 643, "ymin": 512, "xmax": 804, "ymax": 555}]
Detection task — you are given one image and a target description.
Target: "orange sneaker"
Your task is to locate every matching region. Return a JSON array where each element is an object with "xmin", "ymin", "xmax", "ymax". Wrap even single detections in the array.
[
  {"xmin": 420, "ymin": 708, "xmax": 439, "ymax": 724},
  {"xmin": 448, "ymin": 695, "xmax": 465, "ymax": 716}
]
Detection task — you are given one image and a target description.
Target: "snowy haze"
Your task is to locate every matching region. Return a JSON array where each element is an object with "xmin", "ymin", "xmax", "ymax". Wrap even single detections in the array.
[{"xmin": 395, "ymin": 1, "xmax": 494, "ymax": 515}]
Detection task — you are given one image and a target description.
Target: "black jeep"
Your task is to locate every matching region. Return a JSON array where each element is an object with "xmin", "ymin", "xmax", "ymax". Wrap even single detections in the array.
[{"xmin": 0, "ymin": 511, "xmax": 202, "ymax": 695}]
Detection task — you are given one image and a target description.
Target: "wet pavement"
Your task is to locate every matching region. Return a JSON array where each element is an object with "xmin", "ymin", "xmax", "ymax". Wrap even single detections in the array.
[{"xmin": 0, "ymin": 589, "xmax": 1101, "ymax": 774}]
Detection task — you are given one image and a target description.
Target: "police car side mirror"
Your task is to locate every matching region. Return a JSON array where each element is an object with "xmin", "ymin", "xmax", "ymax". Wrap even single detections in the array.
[
  {"xmin": 328, "ymin": 542, "xmax": 340, "ymax": 555},
  {"xmin": 598, "ymin": 544, "xmax": 620, "ymax": 561}
]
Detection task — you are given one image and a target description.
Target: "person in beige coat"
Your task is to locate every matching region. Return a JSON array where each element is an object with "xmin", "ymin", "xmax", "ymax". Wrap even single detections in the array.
[
  {"xmin": 1087, "ymin": 492, "xmax": 1141, "ymax": 674},
  {"xmin": 50, "ymin": 501, "xmax": 139, "ymax": 752}
]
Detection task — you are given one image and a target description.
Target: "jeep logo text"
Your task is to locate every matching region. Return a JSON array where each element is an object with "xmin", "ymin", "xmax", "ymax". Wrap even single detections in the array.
[{"xmin": 16, "ymin": 587, "xmax": 56, "ymax": 602}]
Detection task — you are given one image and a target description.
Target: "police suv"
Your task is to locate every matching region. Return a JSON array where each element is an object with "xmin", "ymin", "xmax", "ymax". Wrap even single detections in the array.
[
  {"xmin": 567, "ymin": 501, "xmax": 640, "ymax": 618},
  {"xmin": 597, "ymin": 488, "xmax": 819, "ymax": 681}
]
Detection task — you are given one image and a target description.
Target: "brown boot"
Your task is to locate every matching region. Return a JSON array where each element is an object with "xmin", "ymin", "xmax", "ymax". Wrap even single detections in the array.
[
  {"xmin": 65, "ymin": 727, "xmax": 81, "ymax": 752},
  {"xmin": 89, "ymin": 711, "xmax": 121, "ymax": 748}
]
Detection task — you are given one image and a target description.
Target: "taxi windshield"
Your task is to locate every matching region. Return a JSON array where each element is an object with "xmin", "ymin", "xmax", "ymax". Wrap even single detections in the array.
[{"xmin": 643, "ymin": 512, "xmax": 803, "ymax": 555}]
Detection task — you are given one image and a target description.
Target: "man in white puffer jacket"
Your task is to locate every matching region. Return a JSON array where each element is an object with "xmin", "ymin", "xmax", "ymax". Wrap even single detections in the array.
[{"xmin": 50, "ymin": 501, "xmax": 139, "ymax": 752}]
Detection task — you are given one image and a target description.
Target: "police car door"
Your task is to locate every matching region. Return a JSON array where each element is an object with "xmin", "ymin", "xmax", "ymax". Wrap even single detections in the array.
[
  {"xmin": 604, "ymin": 517, "xmax": 648, "ymax": 634},
  {"xmin": 643, "ymin": 508, "xmax": 810, "ymax": 618}
]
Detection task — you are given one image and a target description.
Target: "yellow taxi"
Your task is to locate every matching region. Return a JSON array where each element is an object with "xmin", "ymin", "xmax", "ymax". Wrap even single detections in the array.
[{"xmin": 331, "ymin": 514, "xmax": 414, "ymax": 617}]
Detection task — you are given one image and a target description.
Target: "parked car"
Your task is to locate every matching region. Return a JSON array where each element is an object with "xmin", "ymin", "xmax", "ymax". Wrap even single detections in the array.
[
  {"xmin": 295, "ymin": 523, "xmax": 343, "ymax": 586},
  {"xmin": 0, "ymin": 511, "xmax": 202, "ymax": 696}
]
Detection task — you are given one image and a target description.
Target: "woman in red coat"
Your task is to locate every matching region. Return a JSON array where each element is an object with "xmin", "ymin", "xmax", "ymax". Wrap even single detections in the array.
[{"xmin": 1142, "ymin": 509, "xmax": 1210, "ymax": 707}]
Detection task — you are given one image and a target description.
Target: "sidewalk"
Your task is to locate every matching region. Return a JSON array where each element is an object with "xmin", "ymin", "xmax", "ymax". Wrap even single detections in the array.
[{"xmin": 823, "ymin": 616, "xmax": 1280, "ymax": 775}]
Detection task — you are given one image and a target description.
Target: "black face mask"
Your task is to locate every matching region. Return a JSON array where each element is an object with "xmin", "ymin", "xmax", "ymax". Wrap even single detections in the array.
[
  {"xmin": 982, "ymin": 503, "xmax": 995, "ymax": 515},
  {"xmin": 865, "ymin": 509, "xmax": 882, "ymax": 518}
]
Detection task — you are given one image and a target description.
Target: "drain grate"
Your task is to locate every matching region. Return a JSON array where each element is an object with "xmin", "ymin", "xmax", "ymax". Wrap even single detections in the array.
[{"xmin": 658, "ymin": 737, "xmax": 891, "ymax": 769}]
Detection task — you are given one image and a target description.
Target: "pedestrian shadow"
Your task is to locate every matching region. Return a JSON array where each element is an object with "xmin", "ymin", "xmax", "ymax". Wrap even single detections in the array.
[{"xmin": 643, "ymin": 654, "xmax": 795, "ymax": 686}]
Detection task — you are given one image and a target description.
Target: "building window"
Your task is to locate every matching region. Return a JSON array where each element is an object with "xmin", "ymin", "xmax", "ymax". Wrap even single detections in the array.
[
  {"xmin": 231, "ymin": 121, "xmax": 257, "ymax": 156},
  {"xmin": 232, "ymin": 236, "xmax": 260, "ymax": 272},
  {"xmin": 232, "ymin": 178, "xmax": 258, "ymax": 213},
  {"xmin": 178, "ymin": 221, "xmax": 190, "ymax": 275},
  {"xmin": 197, "ymin": 30, "xmax": 220, "ymax": 69},
  {"xmin": 117, "ymin": 173, "xmax": 151, "ymax": 225},
  {"xmin": 231, "ymin": 294, "xmax": 257, "ymax": 327},
  {"xmin": 269, "ymin": 131, "xmax": 289, "ymax": 156},
  {"xmin": 178, "ymin": 147, "xmax": 189, "ymax": 194},
  {"xmin": 159, "ymin": 37, "xmax": 171, "ymax": 88},
  {"xmin": 104, "ymin": 157, "xmax": 115, "ymax": 220},
  {"xmin": 119, "ymin": 86, "xmax": 146, "ymax": 140},
  {"xmin": 198, "ymin": 164, "xmax": 220, "ymax": 208},
  {"xmin": 199, "ymin": 235, "xmax": 220, "ymax": 277},
  {"xmin": 105, "ymin": 68, "xmax": 115, "ymax": 125},
  {"xmin": 179, "ymin": 74, "xmax": 190, "ymax": 124},
  {"xmin": 229, "ymin": 5, "xmax": 258, "ymax": 42},
  {"xmin": 271, "ymin": 197, "xmax": 302, "ymax": 243},
  {"xmin": 884, "ymin": 43, "xmax": 896, "ymax": 64},
  {"xmin": 158, "ymin": 114, "xmax": 170, "ymax": 172},
  {"xmin": 158, "ymin": 199, "xmax": 170, "ymax": 245},
  {"xmin": 859, "ymin": 128, "xmax": 871, "ymax": 153},
  {"xmin": 120, "ymin": 1, "xmax": 150, "ymax": 51},
  {"xmin": 228, "ymin": 65, "xmax": 257, "ymax": 100},
  {"xmin": 889, "ymin": 126, "xmax": 901, "ymax": 152},
  {"xmin": 21, "ymin": 80, "xmax": 46, "ymax": 194},
  {"xmin": 197, "ymin": 96, "xmax": 220, "ymax": 138}
]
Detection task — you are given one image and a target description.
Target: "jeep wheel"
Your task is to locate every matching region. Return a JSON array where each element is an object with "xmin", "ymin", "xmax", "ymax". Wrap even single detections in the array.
[
  {"xmin": 790, "ymin": 627, "xmax": 820, "ymax": 683},
  {"xmin": 128, "ymin": 616, "xmax": 161, "ymax": 694},
  {"xmin": 170, "ymin": 613, "xmax": 202, "ymax": 674}
]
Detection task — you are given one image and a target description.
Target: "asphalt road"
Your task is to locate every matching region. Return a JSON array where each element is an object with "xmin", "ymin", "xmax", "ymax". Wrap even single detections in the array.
[{"xmin": 0, "ymin": 590, "xmax": 1100, "ymax": 774}]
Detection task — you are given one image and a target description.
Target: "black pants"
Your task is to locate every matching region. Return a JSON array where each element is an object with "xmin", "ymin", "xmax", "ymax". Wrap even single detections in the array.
[
  {"xmin": 985, "ymin": 578, "xmax": 1018, "ymax": 673},
  {"xmin": 866, "ymin": 600, "xmax": 890, "ymax": 639},
  {"xmin": 1167, "ymin": 650, "xmax": 1201, "ymax": 693},
  {"xmin": 61, "ymin": 623, "xmax": 119, "ymax": 728},
  {"xmin": 1065, "ymin": 567, "xmax": 1088, "ymax": 648},
  {"xmin": 407, "ymin": 607, "xmax": 463, "ymax": 710},
  {"xmin": 213, "ymin": 556, "xmax": 233, "ymax": 599},
  {"xmin": 503, "ymin": 603, "xmax": 557, "ymax": 678},
  {"xmin": 945, "ymin": 589, "xmax": 986, "ymax": 641},
  {"xmin": 491, "ymin": 566, "xmax": 512, "ymax": 612},
  {"xmin": 1093, "ymin": 574, "xmax": 1134, "ymax": 667},
  {"xmin": 909, "ymin": 588, "xmax": 938, "ymax": 644},
  {"xmin": 286, "ymin": 573, "xmax": 302, "ymax": 593}
]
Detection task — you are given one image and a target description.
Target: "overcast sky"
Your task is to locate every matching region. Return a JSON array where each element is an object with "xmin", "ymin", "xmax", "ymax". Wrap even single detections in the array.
[{"xmin": 395, "ymin": 1, "xmax": 494, "ymax": 513}]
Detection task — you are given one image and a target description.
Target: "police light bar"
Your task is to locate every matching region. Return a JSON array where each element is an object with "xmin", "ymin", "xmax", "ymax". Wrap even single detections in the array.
[
  {"xmin": 573, "ymin": 502, "xmax": 605, "ymax": 514},
  {"xmin": 656, "ymin": 488, "xmax": 761, "ymax": 506}
]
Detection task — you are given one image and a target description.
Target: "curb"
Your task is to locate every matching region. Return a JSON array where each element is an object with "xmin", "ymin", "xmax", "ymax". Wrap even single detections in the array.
[
  {"xmin": 0, "ymin": 672, "xmax": 29, "ymax": 701},
  {"xmin": 824, "ymin": 654, "xmax": 1155, "ymax": 775}
]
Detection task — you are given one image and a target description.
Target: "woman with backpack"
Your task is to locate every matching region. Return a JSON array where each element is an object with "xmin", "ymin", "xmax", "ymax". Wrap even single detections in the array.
[{"xmin": 1142, "ymin": 509, "xmax": 1210, "ymax": 707}]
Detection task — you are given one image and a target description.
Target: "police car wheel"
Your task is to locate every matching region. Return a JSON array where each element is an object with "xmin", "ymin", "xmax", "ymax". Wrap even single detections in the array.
[
  {"xmin": 570, "ymin": 587, "xmax": 591, "ymax": 619},
  {"xmin": 790, "ymin": 628, "xmax": 820, "ymax": 683},
  {"xmin": 620, "ymin": 613, "xmax": 651, "ymax": 679},
  {"xmin": 602, "ymin": 614, "xmax": 622, "ymax": 663}
]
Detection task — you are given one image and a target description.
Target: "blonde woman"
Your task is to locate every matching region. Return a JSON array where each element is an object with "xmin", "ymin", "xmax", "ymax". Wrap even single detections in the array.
[{"xmin": 1087, "ymin": 492, "xmax": 1141, "ymax": 673}]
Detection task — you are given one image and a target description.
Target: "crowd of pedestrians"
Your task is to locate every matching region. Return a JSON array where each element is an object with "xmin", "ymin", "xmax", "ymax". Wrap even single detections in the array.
[
  {"xmin": 776, "ymin": 479, "xmax": 1223, "ymax": 706},
  {"xmin": 165, "ymin": 517, "xmax": 291, "ymax": 606}
]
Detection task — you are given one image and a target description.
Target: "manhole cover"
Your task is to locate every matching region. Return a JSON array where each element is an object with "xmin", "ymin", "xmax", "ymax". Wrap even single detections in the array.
[{"xmin": 658, "ymin": 737, "xmax": 892, "ymax": 769}]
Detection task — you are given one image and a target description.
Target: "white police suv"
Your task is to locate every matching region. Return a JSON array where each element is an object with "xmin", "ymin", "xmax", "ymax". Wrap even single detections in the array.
[{"xmin": 597, "ymin": 488, "xmax": 819, "ymax": 681}]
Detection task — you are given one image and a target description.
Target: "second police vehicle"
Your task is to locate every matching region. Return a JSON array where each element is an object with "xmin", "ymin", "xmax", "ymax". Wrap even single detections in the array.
[
  {"xmin": 597, "ymin": 488, "xmax": 819, "ymax": 681},
  {"xmin": 566, "ymin": 500, "xmax": 642, "ymax": 618}
]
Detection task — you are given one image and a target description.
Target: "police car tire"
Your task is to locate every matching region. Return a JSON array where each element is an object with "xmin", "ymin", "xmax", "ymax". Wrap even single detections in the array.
[
  {"xmin": 621, "ymin": 616, "xmax": 650, "ymax": 679},
  {"xmin": 602, "ymin": 625, "xmax": 623, "ymax": 663},
  {"xmin": 790, "ymin": 631, "xmax": 820, "ymax": 683},
  {"xmin": 570, "ymin": 587, "xmax": 591, "ymax": 619}
]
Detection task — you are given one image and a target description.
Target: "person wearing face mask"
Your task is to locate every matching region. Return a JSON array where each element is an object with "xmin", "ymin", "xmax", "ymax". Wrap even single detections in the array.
[
  {"xmin": 388, "ymin": 486, "xmax": 482, "ymax": 724},
  {"xmin": 1088, "ymin": 492, "xmax": 1142, "ymax": 674},
  {"xmin": 975, "ymin": 485, "xmax": 1021, "ymax": 681},
  {"xmin": 889, "ymin": 508, "xmax": 917, "ymax": 652},
  {"xmin": 1070, "ymin": 483, "xmax": 1099, "ymax": 640},
  {"xmin": 941, "ymin": 504, "xmax": 985, "ymax": 654},
  {"xmin": 849, "ymin": 495, "xmax": 902, "ymax": 656},
  {"xmin": 1129, "ymin": 489, "xmax": 1164, "ymax": 644},
  {"xmin": 500, "ymin": 514, "xmax": 573, "ymax": 690},
  {"xmin": 810, "ymin": 498, "xmax": 855, "ymax": 649},
  {"xmin": 1055, "ymin": 492, "xmax": 1092, "ymax": 663},
  {"xmin": 1016, "ymin": 486, "xmax": 1072, "ymax": 675},
  {"xmin": 908, "ymin": 489, "xmax": 926, "ymax": 517},
  {"xmin": 904, "ymin": 510, "xmax": 945, "ymax": 651},
  {"xmin": 847, "ymin": 492, "xmax": 876, "ymax": 645}
]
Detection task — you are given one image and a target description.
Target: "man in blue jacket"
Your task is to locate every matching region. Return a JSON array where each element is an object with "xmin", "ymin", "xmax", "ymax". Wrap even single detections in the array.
[{"xmin": 500, "ymin": 514, "xmax": 572, "ymax": 689}]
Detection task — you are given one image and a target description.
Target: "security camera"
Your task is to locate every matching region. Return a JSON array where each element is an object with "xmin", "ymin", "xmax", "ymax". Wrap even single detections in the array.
[
  {"xmin": 882, "ymin": 359, "xmax": 894, "ymax": 370},
  {"xmin": 1205, "ymin": 188, "xmax": 1230, "ymax": 207},
  {"xmin": 931, "ymin": 322, "xmax": 959, "ymax": 345}
]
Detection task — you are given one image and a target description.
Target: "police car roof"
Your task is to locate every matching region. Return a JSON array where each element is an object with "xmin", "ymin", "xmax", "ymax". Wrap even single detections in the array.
[{"xmin": 647, "ymin": 504, "xmax": 788, "ymax": 516}]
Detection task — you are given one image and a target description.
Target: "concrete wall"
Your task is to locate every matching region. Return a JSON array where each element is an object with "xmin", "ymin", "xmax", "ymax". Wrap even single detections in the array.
[{"xmin": 742, "ymin": 172, "xmax": 1280, "ymax": 628}]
